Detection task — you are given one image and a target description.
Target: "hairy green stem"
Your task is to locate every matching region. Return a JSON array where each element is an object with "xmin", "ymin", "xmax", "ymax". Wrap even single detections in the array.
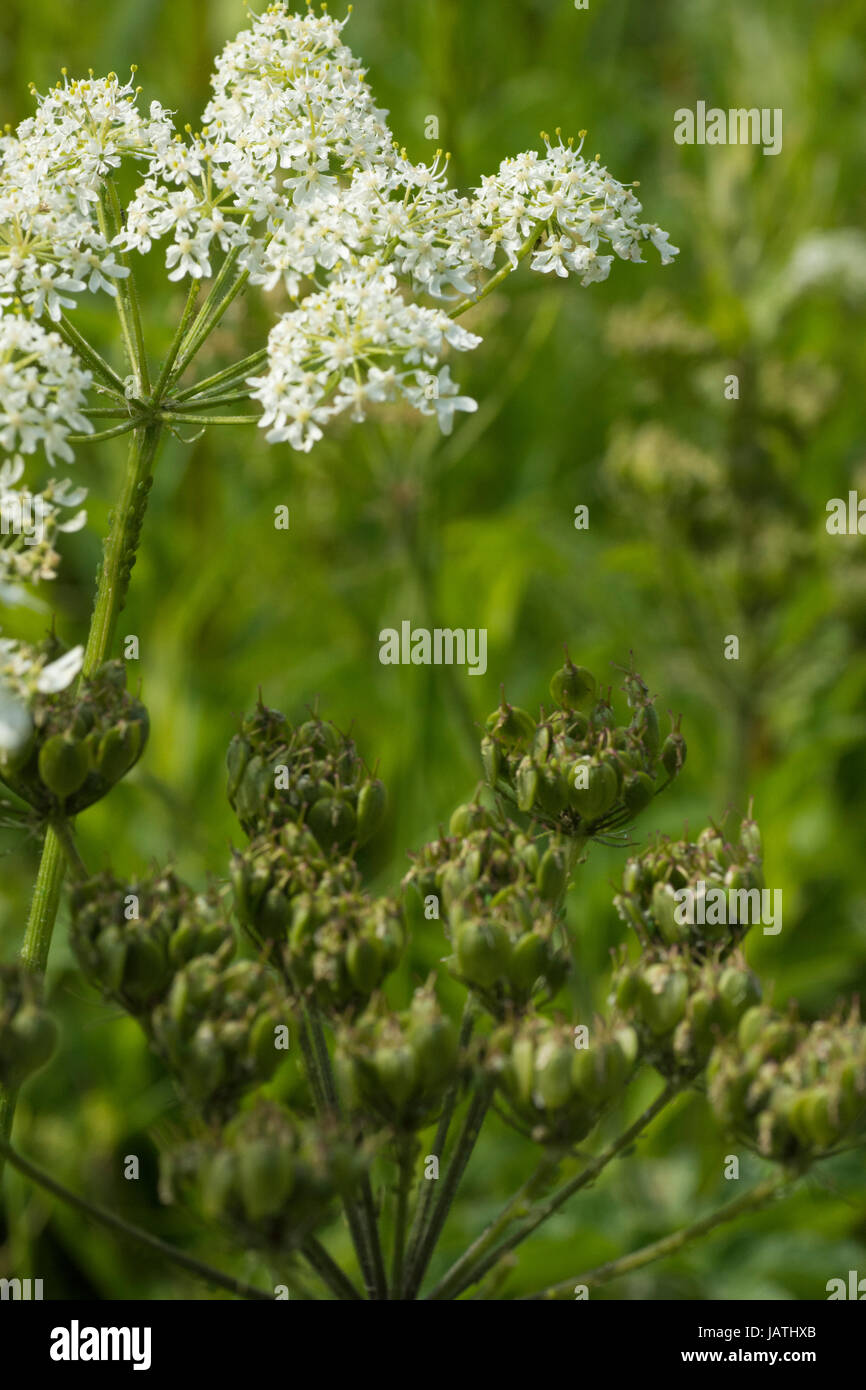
[
  {"xmin": 428, "ymin": 1078, "xmax": 682, "ymax": 1300},
  {"xmin": 0, "ymin": 1134, "xmax": 272, "ymax": 1300},
  {"xmin": 524, "ymin": 1171, "xmax": 794, "ymax": 1299},
  {"xmin": 51, "ymin": 818, "xmax": 88, "ymax": 883},
  {"xmin": 0, "ymin": 422, "xmax": 163, "ymax": 1178}
]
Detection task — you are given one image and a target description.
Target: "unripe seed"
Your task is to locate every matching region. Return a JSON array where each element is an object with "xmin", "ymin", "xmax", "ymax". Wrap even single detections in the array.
[
  {"xmin": 308, "ymin": 795, "xmax": 356, "ymax": 848},
  {"xmin": 622, "ymin": 771, "xmax": 655, "ymax": 816},
  {"xmin": 549, "ymin": 660, "xmax": 596, "ymax": 712},
  {"xmin": 356, "ymin": 778, "xmax": 387, "ymax": 844},
  {"xmin": 38, "ymin": 733, "xmax": 91, "ymax": 799},
  {"xmin": 455, "ymin": 919, "xmax": 510, "ymax": 988}
]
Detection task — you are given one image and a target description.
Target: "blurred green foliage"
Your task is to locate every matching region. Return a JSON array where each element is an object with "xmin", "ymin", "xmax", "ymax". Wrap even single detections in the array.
[{"xmin": 1, "ymin": 0, "xmax": 865, "ymax": 1300}]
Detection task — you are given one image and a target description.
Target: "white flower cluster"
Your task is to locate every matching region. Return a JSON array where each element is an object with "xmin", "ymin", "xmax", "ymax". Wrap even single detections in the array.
[
  {"xmin": 0, "ymin": 3, "xmax": 679, "ymax": 456},
  {"xmin": 249, "ymin": 260, "xmax": 480, "ymax": 451},
  {"xmin": 115, "ymin": 4, "xmax": 679, "ymax": 450},
  {"xmin": 0, "ymin": 455, "xmax": 87, "ymax": 594},
  {"xmin": 0, "ymin": 314, "xmax": 92, "ymax": 464},
  {"xmin": 0, "ymin": 72, "xmax": 173, "ymax": 317}
]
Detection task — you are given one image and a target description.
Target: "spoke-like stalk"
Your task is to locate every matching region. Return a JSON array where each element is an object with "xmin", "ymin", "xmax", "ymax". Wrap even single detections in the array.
[
  {"xmin": 152, "ymin": 280, "xmax": 202, "ymax": 401},
  {"xmin": 159, "ymin": 411, "xmax": 258, "ymax": 427},
  {"xmin": 175, "ymin": 347, "xmax": 269, "ymax": 402},
  {"xmin": 301, "ymin": 1236, "xmax": 363, "ymax": 1301},
  {"xmin": 427, "ymin": 1079, "xmax": 682, "ymax": 1300},
  {"xmin": 0, "ymin": 1134, "xmax": 272, "ymax": 1300},
  {"xmin": 403, "ymin": 1001, "xmax": 475, "ymax": 1279},
  {"xmin": 57, "ymin": 314, "xmax": 128, "ymax": 398},
  {"xmin": 448, "ymin": 229, "xmax": 540, "ymax": 320},
  {"xmin": 391, "ymin": 1140, "xmax": 415, "ymax": 1299},
  {"xmin": 523, "ymin": 1171, "xmax": 794, "ymax": 1300},
  {"xmin": 169, "ymin": 248, "xmax": 248, "ymax": 386},
  {"xmin": 403, "ymin": 1077, "xmax": 493, "ymax": 1300}
]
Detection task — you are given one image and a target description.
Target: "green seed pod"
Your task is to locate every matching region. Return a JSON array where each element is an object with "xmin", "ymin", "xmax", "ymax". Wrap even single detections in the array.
[
  {"xmin": 238, "ymin": 1139, "xmax": 295, "ymax": 1222},
  {"xmin": 248, "ymin": 1012, "xmax": 283, "ymax": 1080},
  {"xmin": 532, "ymin": 724, "xmax": 552, "ymax": 760},
  {"xmin": 356, "ymin": 779, "xmax": 387, "ymax": 844},
  {"xmin": 651, "ymin": 881, "xmax": 688, "ymax": 945},
  {"xmin": 536, "ymin": 844, "xmax": 568, "ymax": 904},
  {"xmin": 507, "ymin": 932, "xmax": 548, "ymax": 993},
  {"xmin": 37, "ymin": 733, "xmax": 91, "ymax": 800},
  {"xmin": 298, "ymin": 718, "xmax": 341, "ymax": 757},
  {"xmin": 480, "ymin": 735, "xmax": 502, "ymax": 784},
  {"xmin": 568, "ymin": 758, "xmax": 617, "ymax": 821},
  {"xmin": 187, "ymin": 1023, "xmax": 227, "ymax": 1100},
  {"xmin": 738, "ymin": 813, "xmax": 762, "ymax": 859},
  {"xmin": 485, "ymin": 699, "xmax": 536, "ymax": 749},
  {"xmin": 226, "ymin": 735, "xmax": 251, "ymax": 802},
  {"xmin": 622, "ymin": 771, "xmax": 655, "ymax": 817},
  {"xmin": 95, "ymin": 724, "xmax": 139, "ymax": 784},
  {"xmin": 631, "ymin": 703, "xmax": 660, "ymax": 757},
  {"xmin": 661, "ymin": 729, "xmax": 687, "ymax": 780},
  {"xmin": 718, "ymin": 966, "xmax": 762, "ymax": 1028},
  {"xmin": 373, "ymin": 1044, "xmax": 418, "ymax": 1109},
  {"xmin": 408, "ymin": 1009, "xmax": 458, "ymax": 1090},
  {"xmin": 510, "ymin": 1036, "xmax": 535, "ymax": 1106},
  {"xmin": 515, "ymin": 755, "xmax": 539, "ymax": 813},
  {"xmin": 308, "ymin": 795, "xmax": 356, "ymax": 849},
  {"xmin": 449, "ymin": 802, "xmax": 495, "ymax": 837},
  {"xmin": 346, "ymin": 936, "xmax": 382, "ymax": 993},
  {"xmin": 455, "ymin": 919, "xmax": 510, "ymax": 989},
  {"xmin": 549, "ymin": 659, "xmax": 596, "ymax": 712},
  {"xmin": 535, "ymin": 1042, "xmax": 574, "ymax": 1109},
  {"xmin": 638, "ymin": 965, "xmax": 690, "ymax": 1036},
  {"xmin": 200, "ymin": 1150, "xmax": 238, "ymax": 1221},
  {"xmin": 535, "ymin": 762, "xmax": 569, "ymax": 817}
]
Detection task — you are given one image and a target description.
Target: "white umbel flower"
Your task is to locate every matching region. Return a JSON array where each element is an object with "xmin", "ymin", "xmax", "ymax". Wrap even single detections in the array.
[{"xmin": 0, "ymin": 314, "xmax": 92, "ymax": 464}]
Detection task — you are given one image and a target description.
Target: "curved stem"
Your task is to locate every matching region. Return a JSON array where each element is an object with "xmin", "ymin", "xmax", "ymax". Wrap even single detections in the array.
[
  {"xmin": 523, "ymin": 1171, "xmax": 794, "ymax": 1300},
  {"xmin": 428, "ymin": 1078, "xmax": 682, "ymax": 1300},
  {"xmin": 447, "ymin": 229, "xmax": 540, "ymax": 320},
  {"xmin": 0, "ymin": 1134, "xmax": 272, "ymax": 1300}
]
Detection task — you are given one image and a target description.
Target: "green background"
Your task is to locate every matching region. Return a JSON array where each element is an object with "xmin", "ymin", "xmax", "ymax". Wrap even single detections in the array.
[{"xmin": 1, "ymin": 0, "xmax": 865, "ymax": 1299}]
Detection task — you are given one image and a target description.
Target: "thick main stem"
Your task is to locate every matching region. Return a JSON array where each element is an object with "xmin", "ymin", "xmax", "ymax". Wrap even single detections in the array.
[{"xmin": 0, "ymin": 422, "xmax": 163, "ymax": 1177}]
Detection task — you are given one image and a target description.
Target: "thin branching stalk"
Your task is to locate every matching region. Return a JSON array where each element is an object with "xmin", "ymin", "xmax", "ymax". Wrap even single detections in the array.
[
  {"xmin": 522, "ymin": 1171, "xmax": 795, "ymax": 1300},
  {"xmin": 0, "ymin": 1134, "xmax": 272, "ymax": 1300},
  {"xmin": 428, "ymin": 1078, "xmax": 683, "ymax": 1300}
]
